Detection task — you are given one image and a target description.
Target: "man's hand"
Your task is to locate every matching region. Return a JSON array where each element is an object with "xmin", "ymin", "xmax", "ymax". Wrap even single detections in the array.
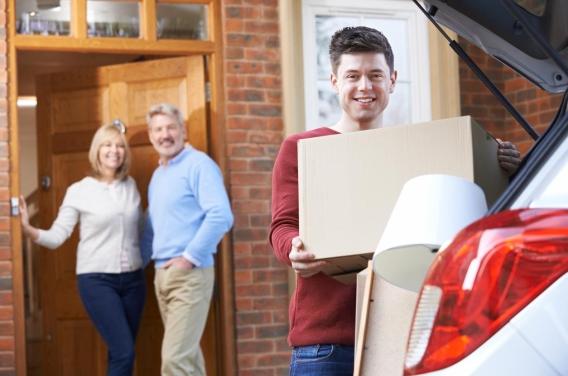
[
  {"xmin": 164, "ymin": 256, "xmax": 194, "ymax": 270},
  {"xmin": 497, "ymin": 139, "xmax": 521, "ymax": 175},
  {"xmin": 289, "ymin": 237, "xmax": 328, "ymax": 278}
]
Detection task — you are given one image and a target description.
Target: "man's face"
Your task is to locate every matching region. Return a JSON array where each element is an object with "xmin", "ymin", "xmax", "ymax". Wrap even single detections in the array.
[
  {"xmin": 148, "ymin": 113, "xmax": 186, "ymax": 162},
  {"xmin": 331, "ymin": 52, "xmax": 397, "ymax": 126}
]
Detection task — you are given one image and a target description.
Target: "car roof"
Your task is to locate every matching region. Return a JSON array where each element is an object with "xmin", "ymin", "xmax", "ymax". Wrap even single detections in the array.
[{"xmin": 423, "ymin": 0, "xmax": 568, "ymax": 93}]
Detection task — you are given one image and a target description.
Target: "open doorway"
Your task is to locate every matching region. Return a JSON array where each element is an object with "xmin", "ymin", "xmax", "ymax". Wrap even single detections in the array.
[{"xmin": 17, "ymin": 51, "xmax": 222, "ymax": 376}]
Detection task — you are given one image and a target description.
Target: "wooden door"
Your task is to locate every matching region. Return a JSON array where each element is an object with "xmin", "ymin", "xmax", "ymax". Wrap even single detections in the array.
[{"xmin": 33, "ymin": 56, "xmax": 219, "ymax": 375}]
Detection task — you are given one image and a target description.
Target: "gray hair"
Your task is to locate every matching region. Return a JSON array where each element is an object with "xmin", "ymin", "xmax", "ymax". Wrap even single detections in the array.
[{"xmin": 146, "ymin": 103, "xmax": 185, "ymax": 128}]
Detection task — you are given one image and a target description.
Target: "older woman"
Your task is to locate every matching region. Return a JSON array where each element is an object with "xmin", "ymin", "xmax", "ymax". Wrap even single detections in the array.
[{"xmin": 20, "ymin": 123, "xmax": 146, "ymax": 376}]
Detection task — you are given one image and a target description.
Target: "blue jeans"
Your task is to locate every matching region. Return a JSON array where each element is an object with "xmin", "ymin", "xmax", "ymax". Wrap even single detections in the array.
[
  {"xmin": 78, "ymin": 270, "xmax": 146, "ymax": 376},
  {"xmin": 290, "ymin": 344, "xmax": 354, "ymax": 376}
]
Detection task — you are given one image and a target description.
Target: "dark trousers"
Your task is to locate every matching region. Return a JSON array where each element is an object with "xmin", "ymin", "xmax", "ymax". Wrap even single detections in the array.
[
  {"xmin": 290, "ymin": 344, "xmax": 354, "ymax": 376},
  {"xmin": 78, "ymin": 270, "xmax": 146, "ymax": 376}
]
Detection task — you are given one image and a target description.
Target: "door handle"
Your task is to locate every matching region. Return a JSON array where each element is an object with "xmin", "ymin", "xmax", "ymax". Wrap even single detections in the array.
[{"xmin": 41, "ymin": 176, "xmax": 51, "ymax": 191}]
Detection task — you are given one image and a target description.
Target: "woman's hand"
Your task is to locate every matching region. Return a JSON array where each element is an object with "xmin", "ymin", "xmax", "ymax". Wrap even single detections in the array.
[
  {"xmin": 19, "ymin": 195, "xmax": 30, "ymax": 227},
  {"xmin": 19, "ymin": 195, "xmax": 39, "ymax": 241}
]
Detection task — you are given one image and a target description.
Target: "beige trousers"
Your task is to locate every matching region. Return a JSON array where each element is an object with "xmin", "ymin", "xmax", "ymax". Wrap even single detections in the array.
[{"xmin": 154, "ymin": 266, "xmax": 215, "ymax": 376}]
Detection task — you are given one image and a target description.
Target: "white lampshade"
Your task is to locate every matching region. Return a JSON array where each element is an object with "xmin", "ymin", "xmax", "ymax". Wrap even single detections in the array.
[{"xmin": 373, "ymin": 174, "xmax": 488, "ymax": 292}]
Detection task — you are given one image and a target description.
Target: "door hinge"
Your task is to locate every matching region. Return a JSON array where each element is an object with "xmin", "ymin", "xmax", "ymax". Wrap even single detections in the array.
[{"xmin": 205, "ymin": 82, "xmax": 211, "ymax": 103}]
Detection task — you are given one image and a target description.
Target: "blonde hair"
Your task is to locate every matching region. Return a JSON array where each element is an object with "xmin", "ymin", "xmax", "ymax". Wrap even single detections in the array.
[
  {"xmin": 88, "ymin": 124, "xmax": 130, "ymax": 180},
  {"xmin": 146, "ymin": 103, "xmax": 185, "ymax": 128}
]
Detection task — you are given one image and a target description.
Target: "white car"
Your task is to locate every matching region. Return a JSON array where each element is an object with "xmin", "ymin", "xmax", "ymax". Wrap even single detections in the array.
[{"xmin": 404, "ymin": 1, "xmax": 568, "ymax": 375}]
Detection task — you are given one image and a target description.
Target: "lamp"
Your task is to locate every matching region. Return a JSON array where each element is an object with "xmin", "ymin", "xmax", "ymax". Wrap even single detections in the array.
[{"xmin": 373, "ymin": 174, "xmax": 488, "ymax": 292}]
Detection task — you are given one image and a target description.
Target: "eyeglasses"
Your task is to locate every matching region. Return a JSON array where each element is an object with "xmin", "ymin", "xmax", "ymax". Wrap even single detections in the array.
[{"xmin": 112, "ymin": 119, "xmax": 127, "ymax": 134}]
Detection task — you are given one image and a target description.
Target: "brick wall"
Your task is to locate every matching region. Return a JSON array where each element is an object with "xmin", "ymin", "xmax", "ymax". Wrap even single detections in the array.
[
  {"xmin": 459, "ymin": 38, "xmax": 562, "ymax": 154},
  {"xmin": 0, "ymin": 0, "xmax": 15, "ymax": 373},
  {"xmin": 222, "ymin": 0, "xmax": 290, "ymax": 375}
]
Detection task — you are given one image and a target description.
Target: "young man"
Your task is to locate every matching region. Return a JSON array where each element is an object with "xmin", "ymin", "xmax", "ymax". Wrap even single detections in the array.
[
  {"xmin": 141, "ymin": 103, "xmax": 233, "ymax": 376},
  {"xmin": 270, "ymin": 26, "xmax": 521, "ymax": 375}
]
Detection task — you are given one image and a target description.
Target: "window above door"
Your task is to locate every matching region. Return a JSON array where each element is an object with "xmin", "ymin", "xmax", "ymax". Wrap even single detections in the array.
[{"xmin": 12, "ymin": 0, "xmax": 216, "ymax": 54}]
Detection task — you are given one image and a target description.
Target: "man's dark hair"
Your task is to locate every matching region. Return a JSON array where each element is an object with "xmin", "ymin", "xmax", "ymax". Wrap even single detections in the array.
[{"xmin": 329, "ymin": 26, "xmax": 394, "ymax": 74}]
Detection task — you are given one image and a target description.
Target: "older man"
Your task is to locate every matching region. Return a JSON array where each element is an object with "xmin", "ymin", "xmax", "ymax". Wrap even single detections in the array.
[{"xmin": 142, "ymin": 103, "xmax": 233, "ymax": 376}]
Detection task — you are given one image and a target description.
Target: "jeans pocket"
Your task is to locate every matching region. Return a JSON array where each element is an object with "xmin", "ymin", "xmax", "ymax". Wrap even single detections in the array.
[{"xmin": 293, "ymin": 344, "xmax": 335, "ymax": 364}]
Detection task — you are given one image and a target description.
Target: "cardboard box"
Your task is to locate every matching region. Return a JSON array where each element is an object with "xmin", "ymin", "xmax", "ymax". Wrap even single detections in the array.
[
  {"xmin": 355, "ymin": 266, "xmax": 418, "ymax": 375},
  {"xmin": 298, "ymin": 116, "xmax": 508, "ymax": 276}
]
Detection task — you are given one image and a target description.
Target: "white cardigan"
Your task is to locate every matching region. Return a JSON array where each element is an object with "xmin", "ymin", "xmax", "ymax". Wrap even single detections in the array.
[{"xmin": 37, "ymin": 176, "xmax": 143, "ymax": 274}]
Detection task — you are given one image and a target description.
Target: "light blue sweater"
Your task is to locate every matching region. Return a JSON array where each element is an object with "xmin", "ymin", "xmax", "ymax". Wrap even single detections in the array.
[{"xmin": 141, "ymin": 146, "xmax": 233, "ymax": 268}]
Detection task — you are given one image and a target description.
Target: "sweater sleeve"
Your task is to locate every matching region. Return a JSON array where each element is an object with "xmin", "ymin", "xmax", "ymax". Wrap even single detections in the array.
[
  {"xmin": 269, "ymin": 136, "xmax": 300, "ymax": 266},
  {"xmin": 36, "ymin": 186, "xmax": 80, "ymax": 250},
  {"xmin": 182, "ymin": 158, "xmax": 234, "ymax": 267}
]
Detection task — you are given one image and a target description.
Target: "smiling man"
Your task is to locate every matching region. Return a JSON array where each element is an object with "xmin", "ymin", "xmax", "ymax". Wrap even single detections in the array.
[
  {"xmin": 270, "ymin": 26, "xmax": 521, "ymax": 375},
  {"xmin": 141, "ymin": 103, "xmax": 233, "ymax": 376}
]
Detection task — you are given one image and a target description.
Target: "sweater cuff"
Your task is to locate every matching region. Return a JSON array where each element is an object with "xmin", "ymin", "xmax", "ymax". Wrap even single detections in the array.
[{"xmin": 183, "ymin": 253, "xmax": 201, "ymax": 268}]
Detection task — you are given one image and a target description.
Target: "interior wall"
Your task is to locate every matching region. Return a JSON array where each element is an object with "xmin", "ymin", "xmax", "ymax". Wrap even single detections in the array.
[{"xmin": 18, "ymin": 106, "xmax": 37, "ymax": 199}]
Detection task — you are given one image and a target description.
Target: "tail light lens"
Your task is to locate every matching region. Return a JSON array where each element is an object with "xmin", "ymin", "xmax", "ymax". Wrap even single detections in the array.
[{"xmin": 404, "ymin": 208, "xmax": 568, "ymax": 375}]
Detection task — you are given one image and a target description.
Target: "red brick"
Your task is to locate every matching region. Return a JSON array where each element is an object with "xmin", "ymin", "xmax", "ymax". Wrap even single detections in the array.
[
  {"xmin": 226, "ymin": 74, "xmax": 246, "ymax": 87},
  {"xmin": 0, "ymin": 292, "xmax": 10, "ymax": 306},
  {"xmin": 237, "ymin": 339, "xmax": 275, "ymax": 354},
  {"xmin": 0, "ymin": 338, "xmax": 13, "ymax": 352},
  {"xmin": 240, "ymin": 369, "xmax": 275, "ymax": 376},
  {"xmin": 228, "ymin": 62, "xmax": 263, "ymax": 75},
  {"xmin": 237, "ymin": 326, "xmax": 254, "ymax": 339},
  {"xmin": 247, "ymin": 76, "xmax": 282, "ymax": 88},
  {"xmin": 255, "ymin": 324, "xmax": 288, "ymax": 339},
  {"xmin": 0, "ymin": 323, "xmax": 13, "ymax": 337},
  {"xmin": 253, "ymin": 297, "xmax": 288, "ymax": 310},
  {"xmin": 236, "ymin": 354, "xmax": 257, "ymax": 369},
  {"xmin": 244, "ymin": 21, "xmax": 279, "ymax": 34},
  {"xmin": 249, "ymin": 104, "xmax": 281, "ymax": 117},
  {"xmin": 250, "ymin": 214, "xmax": 271, "ymax": 227},
  {"xmin": 249, "ymin": 187, "xmax": 271, "ymax": 200},
  {"xmin": 252, "ymin": 269, "xmax": 287, "ymax": 283},
  {"xmin": 0, "ymin": 352, "xmax": 14, "ymax": 368},
  {"xmin": 226, "ymin": 33, "xmax": 263, "ymax": 48},
  {"xmin": 249, "ymin": 131, "xmax": 282, "ymax": 144},
  {"xmin": 244, "ymin": 48, "xmax": 280, "ymax": 62},
  {"xmin": 234, "ymin": 228, "xmax": 269, "ymax": 242},
  {"xmin": 234, "ymin": 270, "xmax": 253, "ymax": 284},
  {"xmin": 0, "ymin": 308, "xmax": 11, "ymax": 321},
  {"xmin": 236, "ymin": 283, "xmax": 272, "ymax": 297},
  {"xmin": 234, "ymin": 256, "xmax": 271, "ymax": 269},
  {"xmin": 227, "ymin": 130, "xmax": 248, "ymax": 144},
  {"xmin": 272, "ymin": 309, "xmax": 289, "ymax": 325},
  {"xmin": 237, "ymin": 311, "xmax": 271, "ymax": 325},
  {"xmin": 236, "ymin": 297, "xmax": 253, "ymax": 311},
  {"xmin": 225, "ymin": 19, "xmax": 244, "ymax": 32},
  {"xmin": 233, "ymin": 214, "xmax": 250, "ymax": 228},
  {"xmin": 230, "ymin": 172, "xmax": 271, "ymax": 186},
  {"xmin": 257, "ymin": 352, "xmax": 290, "ymax": 366},
  {"xmin": 226, "ymin": 103, "xmax": 248, "ymax": 115},
  {"xmin": 271, "ymin": 282, "xmax": 288, "ymax": 296},
  {"xmin": 229, "ymin": 158, "xmax": 249, "ymax": 171},
  {"xmin": 228, "ymin": 89, "xmax": 265, "ymax": 102}
]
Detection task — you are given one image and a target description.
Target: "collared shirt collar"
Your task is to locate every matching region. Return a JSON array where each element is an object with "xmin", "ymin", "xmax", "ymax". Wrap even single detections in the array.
[{"xmin": 158, "ymin": 145, "xmax": 192, "ymax": 166}]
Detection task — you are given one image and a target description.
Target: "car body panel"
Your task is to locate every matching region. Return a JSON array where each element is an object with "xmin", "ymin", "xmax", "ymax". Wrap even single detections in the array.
[{"xmin": 423, "ymin": 0, "xmax": 568, "ymax": 93}]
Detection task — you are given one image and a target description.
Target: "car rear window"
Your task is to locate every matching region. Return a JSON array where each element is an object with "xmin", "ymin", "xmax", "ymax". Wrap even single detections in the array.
[{"xmin": 514, "ymin": 0, "xmax": 547, "ymax": 16}]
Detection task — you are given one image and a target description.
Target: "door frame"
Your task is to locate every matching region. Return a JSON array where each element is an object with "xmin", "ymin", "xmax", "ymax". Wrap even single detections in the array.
[{"xmin": 7, "ymin": 3, "xmax": 236, "ymax": 376}]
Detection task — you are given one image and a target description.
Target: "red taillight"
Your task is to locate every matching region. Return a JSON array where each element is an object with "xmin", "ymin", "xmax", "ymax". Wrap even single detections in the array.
[{"xmin": 404, "ymin": 208, "xmax": 568, "ymax": 375}]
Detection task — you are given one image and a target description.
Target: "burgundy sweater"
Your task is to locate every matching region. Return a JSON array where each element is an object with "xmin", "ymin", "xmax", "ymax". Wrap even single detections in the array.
[{"xmin": 270, "ymin": 127, "xmax": 356, "ymax": 347}]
